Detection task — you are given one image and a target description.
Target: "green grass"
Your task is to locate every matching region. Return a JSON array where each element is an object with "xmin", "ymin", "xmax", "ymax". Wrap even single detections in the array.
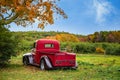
[{"xmin": 0, "ymin": 54, "xmax": 120, "ymax": 80}]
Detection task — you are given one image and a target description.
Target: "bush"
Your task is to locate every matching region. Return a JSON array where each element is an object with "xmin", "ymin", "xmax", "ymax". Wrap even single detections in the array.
[
  {"xmin": 115, "ymin": 46, "xmax": 120, "ymax": 55},
  {"xmin": 0, "ymin": 25, "xmax": 18, "ymax": 67},
  {"xmin": 96, "ymin": 47, "xmax": 105, "ymax": 54},
  {"xmin": 105, "ymin": 44, "xmax": 120, "ymax": 55},
  {"xmin": 60, "ymin": 42, "xmax": 76, "ymax": 52},
  {"xmin": 61, "ymin": 42, "xmax": 120, "ymax": 55},
  {"xmin": 74, "ymin": 43, "xmax": 96, "ymax": 53}
]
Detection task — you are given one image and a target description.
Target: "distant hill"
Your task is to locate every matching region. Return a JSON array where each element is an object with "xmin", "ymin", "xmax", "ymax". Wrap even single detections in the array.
[
  {"xmin": 12, "ymin": 30, "xmax": 120, "ymax": 43},
  {"xmin": 12, "ymin": 31, "xmax": 77, "ymax": 42}
]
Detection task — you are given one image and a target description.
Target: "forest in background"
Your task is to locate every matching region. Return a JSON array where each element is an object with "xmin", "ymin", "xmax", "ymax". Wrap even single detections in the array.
[
  {"xmin": 12, "ymin": 30, "xmax": 120, "ymax": 55},
  {"xmin": 12, "ymin": 30, "xmax": 120, "ymax": 43}
]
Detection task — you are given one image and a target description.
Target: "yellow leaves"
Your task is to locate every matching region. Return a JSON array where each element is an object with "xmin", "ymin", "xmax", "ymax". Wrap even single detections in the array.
[
  {"xmin": 48, "ymin": 10, "xmax": 54, "ymax": 24},
  {"xmin": 0, "ymin": 0, "xmax": 12, "ymax": 7},
  {"xmin": 45, "ymin": 34, "xmax": 79, "ymax": 42},
  {"xmin": 53, "ymin": 5, "xmax": 68, "ymax": 19},
  {"xmin": 16, "ymin": 6, "xmax": 24, "ymax": 12},
  {"xmin": 1, "ymin": 8, "xmax": 6, "ymax": 13},
  {"xmin": 13, "ymin": 0, "xmax": 18, "ymax": 7},
  {"xmin": 26, "ymin": 1, "xmax": 31, "ymax": 7},
  {"xmin": 43, "ymin": 2, "xmax": 51, "ymax": 10},
  {"xmin": 44, "ymin": 11, "xmax": 54, "ymax": 25},
  {"xmin": 96, "ymin": 47, "xmax": 105, "ymax": 54},
  {"xmin": 0, "ymin": 0, "xmax": 6, "ymax": 6},
  {"xmin": 45, "ymin": 36, "xmax": 56, "ymax": 40},
  {"xmin": 56, "ymin": 34, "xmax": 62, "ymax": 41},
  {"xmin": 41, "ymin": 2, "xmax": 54, "ymax": 24},
  {"xmin": 38, "ymin": 23, "xmax": 44, "ymax": 29},
  {"xmin": 29, "ymin": 9, "xmax": 35, "ymax": 18},
  {"xmin": 0, "ymin": 0, "xmax": 67, "ymax": 29},
  {"xmin": 56, "ymin": 34, "xmax": 79, "ymax": 42}
]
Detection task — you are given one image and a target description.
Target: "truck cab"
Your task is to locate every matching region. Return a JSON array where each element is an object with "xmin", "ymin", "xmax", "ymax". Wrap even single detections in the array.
[{"xmin": 23, "ymin": 39, "xmax": 78, "ymax": 70}]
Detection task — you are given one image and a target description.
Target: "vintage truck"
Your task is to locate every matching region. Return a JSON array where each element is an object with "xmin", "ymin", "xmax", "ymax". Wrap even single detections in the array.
[{"xmin": 23, "ymin": 39, "xmax": 78, "ymax": 70}]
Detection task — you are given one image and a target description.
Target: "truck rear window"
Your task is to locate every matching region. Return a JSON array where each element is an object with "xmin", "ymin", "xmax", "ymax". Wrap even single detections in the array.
[{"xmin": 45, "ymin": 44, "xmax": 54, "ymax": 48}]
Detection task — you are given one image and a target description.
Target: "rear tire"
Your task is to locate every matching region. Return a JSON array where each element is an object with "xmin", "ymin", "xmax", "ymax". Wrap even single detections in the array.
[
  {"xmin": 40, "ymin": 59, "xmax": 48, "ymax": 70},
  {"xmin": 23, "ymin": 56, "xmax": 29, "ymax": 65}
]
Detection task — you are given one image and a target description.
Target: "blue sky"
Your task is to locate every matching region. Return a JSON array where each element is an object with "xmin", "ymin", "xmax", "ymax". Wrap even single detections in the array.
[{"xmin": 9, "ymin": 0, "xmax": 120, "ymax": 35}]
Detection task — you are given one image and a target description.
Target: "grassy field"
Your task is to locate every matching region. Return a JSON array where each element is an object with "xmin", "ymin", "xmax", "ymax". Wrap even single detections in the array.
[{"xmin": 0, "ymin": 54, "xmax": 120, "ymax": 80}]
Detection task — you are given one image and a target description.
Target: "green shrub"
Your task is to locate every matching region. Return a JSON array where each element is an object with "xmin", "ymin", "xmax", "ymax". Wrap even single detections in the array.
[
  {"xmin": 105, "ymin": 44, "xmax": 120, "ymax": 55},
  {"xmin": 115, "ymin": 45, "xmax": 120, "ymax": 55},
  {"xmin": 61, "ymin": 42, "xmax": 120, "ymax": 55},
  {"xmin": 0, "ymin": 26, "xmax": 18, "ymax": 67},
  {"xmin": 73, "ymin": 43, "xmax": 96, "ymax": 53}
]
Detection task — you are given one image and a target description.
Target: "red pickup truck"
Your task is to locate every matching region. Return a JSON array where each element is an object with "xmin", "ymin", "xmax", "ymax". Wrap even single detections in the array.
[{"xmin": 23, "ymin": 39, "xmax": 78, "ymax": 70}]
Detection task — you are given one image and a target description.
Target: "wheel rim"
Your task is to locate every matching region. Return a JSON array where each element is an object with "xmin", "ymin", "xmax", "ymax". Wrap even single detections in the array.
[
  {"xmin": 23, "ymin": 59, "xmax": 27, "ymax": 65},
  {"xmin": 24, "ymin": 60, "xmax": 27, "ymax": 65},
  {"xmin": 40, "ymin": 60, "xmax": 45, "ymax": 70}
]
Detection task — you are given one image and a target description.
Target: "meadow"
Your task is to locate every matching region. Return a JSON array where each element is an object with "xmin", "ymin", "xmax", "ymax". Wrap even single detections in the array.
[{"xmin": 0, "ymin": 54, "xmax": 120, "ymax": 80}]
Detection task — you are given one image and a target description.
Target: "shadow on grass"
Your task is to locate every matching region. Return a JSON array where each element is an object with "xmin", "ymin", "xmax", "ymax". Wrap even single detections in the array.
[
  {"xmin": 0, "ymin": 63, "xmax": 23, "ymax": 69},
  {"xmin": 27, "ymin": 64, "xmax": 79, "ymax": 71}
]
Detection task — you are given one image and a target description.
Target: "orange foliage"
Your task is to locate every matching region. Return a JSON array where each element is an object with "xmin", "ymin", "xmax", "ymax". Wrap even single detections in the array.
[
  {"xmin": 0, "ymin": 0, "xmax": 67, "ymax": 29},
  {"xmin": 45, "ymin": 36, "xmax": 56, "ymax": 40},
  {"xmin": 96, "ymin": 47, "xmax": 105, "ymax": 54},
  {"xmin": 45, "ymin": 34, "xmax": 79, "ymax": 42},
  {"xmin": 56, "ymin": 34, "xmax": 79, "ymax": 42}
]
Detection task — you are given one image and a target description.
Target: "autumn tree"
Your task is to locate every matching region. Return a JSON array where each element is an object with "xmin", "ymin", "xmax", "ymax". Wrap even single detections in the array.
[
  {"xmin": 87, "ymin": 31, "xmax": 120, "ymax": 43},
  {"xmin": 0, "ymin": 0, "xmax": 67, "ymax": 29}
]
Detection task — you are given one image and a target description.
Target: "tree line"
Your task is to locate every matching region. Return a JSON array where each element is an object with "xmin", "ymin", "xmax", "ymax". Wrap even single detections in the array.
[
  {"xmin": 12, "ymin": 30, "xmax": 120, "ymax": 43},
  {"xmin": 87, "ymin": 31, "xmax": 120, "ymax": 43}
]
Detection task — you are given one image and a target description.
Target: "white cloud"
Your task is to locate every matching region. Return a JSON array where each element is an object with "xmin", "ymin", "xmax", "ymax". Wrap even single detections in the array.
[{"xmin": 93, "ymin": 0, "xmax": 114, "ymax": 23}]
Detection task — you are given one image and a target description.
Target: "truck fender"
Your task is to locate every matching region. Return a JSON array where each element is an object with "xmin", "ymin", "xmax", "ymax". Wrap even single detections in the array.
[
  {"xmin": 23, "ymin": 53, "xmax": 33, "ymax": 64},
  {"xmin": 41, "ymin": 56, "xmax": 52, "ymax": 68}
]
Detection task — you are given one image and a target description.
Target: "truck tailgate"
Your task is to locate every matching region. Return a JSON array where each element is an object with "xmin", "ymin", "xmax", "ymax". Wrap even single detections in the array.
[{"xmin": 54, "ymin": 52, "xmax": 76, "ymax": 67}]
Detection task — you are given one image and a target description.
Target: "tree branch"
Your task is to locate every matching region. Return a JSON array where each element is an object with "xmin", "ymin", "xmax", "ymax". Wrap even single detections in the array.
[
  {"xmin": 4, "ymin": 12, "xmax": 13, "ymax": 20},
  {"xmin": 0, "ymin": 13, "xmax": 19, "ymax": 25},
  {"xmin": 0, "ymin": 14, "xmax": 4, "ymax": 19}
]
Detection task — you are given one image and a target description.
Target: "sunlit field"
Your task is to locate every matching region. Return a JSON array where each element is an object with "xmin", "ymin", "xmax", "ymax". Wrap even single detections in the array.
[{"xmin": 0, "ymin": 54, "xmax": 120, "ymax": 80}]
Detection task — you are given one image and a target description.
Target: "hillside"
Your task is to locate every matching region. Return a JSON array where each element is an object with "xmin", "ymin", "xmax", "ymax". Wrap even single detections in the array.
[
  {"xmin": 11, "ymin": 31, "xmax": 120, "ymax": 55},
  {"xmin": 12, "ymin": 30, "xmax": 120, "ymax": 43}
]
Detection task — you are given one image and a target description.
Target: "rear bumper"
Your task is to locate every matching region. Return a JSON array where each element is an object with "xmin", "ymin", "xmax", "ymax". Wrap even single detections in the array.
[
  {"xmin": 54, "ymin": 60, "xmax": 76, "ymax": 67},
  {"xmin": 51, "ymin": 66, "xmax": 78, "ymax": 70},
  {"xmin": 54, "ymin": 61, "xmax": 78, "ymax": 69}
]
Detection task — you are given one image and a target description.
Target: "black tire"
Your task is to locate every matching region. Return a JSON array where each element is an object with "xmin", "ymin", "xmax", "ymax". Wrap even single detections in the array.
[
  {"xmin": 40, "ymin": 59, "xmax": 48, "ymax": 70},
  {"xmin": 23, "ymin": 56, "xmax": 29, "ymax": 65}
]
